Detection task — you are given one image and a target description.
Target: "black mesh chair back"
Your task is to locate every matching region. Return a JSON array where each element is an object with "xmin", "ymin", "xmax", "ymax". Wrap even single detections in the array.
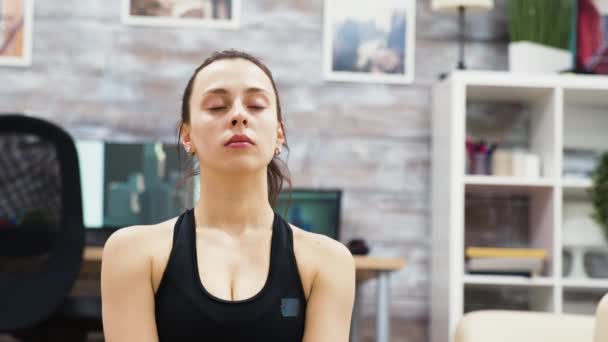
[{"xmin": 0, "ymin": 114, "xmax": 84, "ymax": 331}]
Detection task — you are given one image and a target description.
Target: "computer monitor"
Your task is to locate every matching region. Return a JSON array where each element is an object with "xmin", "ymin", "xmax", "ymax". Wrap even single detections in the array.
[
  {"xmin": 273, "ymin": 189, "xmax": 342, "ymax": 241},
  {"xmin": 76, "ymin": 140, "xmax": 342, "ymax": 241},
  {"xmin": 76, "ymin": 140, "xmax": 193, "ymax": 230}
]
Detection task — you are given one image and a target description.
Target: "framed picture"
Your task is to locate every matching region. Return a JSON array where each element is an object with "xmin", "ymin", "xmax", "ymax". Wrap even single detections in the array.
[
  {"xmin": 323, "ymin": 0, "xmax": 415, "ymax": 84},
  {"xmin": 575, "ymin": 0, "xmax": 608, "ymax": 74},
  {"xmin": 0, "ymin": 0, "xmax": 33, "ymax": 67},
  {"xmin": 122, "ymin": 0, "xmax": 240, "ymax": 29}
]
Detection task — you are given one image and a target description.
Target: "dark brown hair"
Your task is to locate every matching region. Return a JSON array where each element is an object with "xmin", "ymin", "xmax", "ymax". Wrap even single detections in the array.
[{"xmin": 177, "ymin": 49, "xmax": 292, "ymax": 207}]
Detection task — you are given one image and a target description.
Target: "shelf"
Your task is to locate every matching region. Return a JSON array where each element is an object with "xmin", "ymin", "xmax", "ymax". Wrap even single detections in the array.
[
  {"xmin": 463, "ymin": 274, "xmax": 554, "ymax": 287},
  {"xmin": 563, "ymin": 286, "xmax": 607, "ymax": 315},
  {"xmin": 561, "ymin": 278, "xmax": 608, "ymax": 290},
  {"xmin": 450, "ymin": 71, "xmax": 608, "ymax": 92},
  {"xmin": 465, "ymin": 84, "xmax": 553, "ymax": 103},
  {"xmin": 562, "ymin": 178, "xmax": 593, "ymax": 198},
  {"xmin": 561, "ymin": 178, "xmax": 592, "ymax": 188},
  {"xmin": 564, "ymin": 87, "xmax": 608, "ymax": 107},
  {"xmin": 563, "ymin": 88, "xmax": 608, "ymax": 151},
  {"xmin": 464, "ymin": 175, "xmax": 555, "ymax": 193},
  {"xmin": 465, "ymin": 175, "xmax": 555, "ymax": 187},
  {"xmin": 454, "ymin": 72, "xmax": 556, "ymax": 103}
]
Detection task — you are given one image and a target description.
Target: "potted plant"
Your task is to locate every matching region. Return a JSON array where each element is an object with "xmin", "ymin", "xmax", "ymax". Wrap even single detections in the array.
[
  {"xmin": 507, "ymin": 0, "xmax": 574, "ymax": 73},
  {"xmin": 589, "ymin": 152, "xmax": 608, "ymax": 242}
]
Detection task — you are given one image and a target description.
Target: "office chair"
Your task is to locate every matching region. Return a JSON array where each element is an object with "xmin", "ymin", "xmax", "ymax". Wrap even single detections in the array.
[{"xmin": 0, "ymin": 114, "xmax": 101, "ymax": 341}]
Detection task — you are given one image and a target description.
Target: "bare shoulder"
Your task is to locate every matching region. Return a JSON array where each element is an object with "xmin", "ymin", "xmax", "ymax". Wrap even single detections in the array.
[
  {"xmin": 101, "ymin": 216, "xmax": 181, "ymax": 298},
  {"xmin": 288, "ymin": 224, "xmax": 355, "ymax": 278},
  {"xmin": 101, "ymin": 217, "xmax": 178, "ymax": 341},
  {"xmin": 101, "ymin": 216, "xmax": 178, "ymax": 279},
  {"xmin": 103, "ymin": 217, "xmax": 177, "ymax": 259}
]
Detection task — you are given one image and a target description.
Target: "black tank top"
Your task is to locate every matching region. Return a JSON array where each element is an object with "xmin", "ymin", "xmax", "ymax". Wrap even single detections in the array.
[{"xmin": 154, "ymin": 208, "xmax": 307, "ymax": 341}]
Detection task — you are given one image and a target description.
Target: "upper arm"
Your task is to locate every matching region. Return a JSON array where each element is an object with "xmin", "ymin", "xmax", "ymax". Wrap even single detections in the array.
[
  {"xmin": 302, "ymin": 237, "xmax": 356, "ymax": 342},
  {"xmin": 101, "ymin": 227, "xmax": 159, "ymax": 342}
]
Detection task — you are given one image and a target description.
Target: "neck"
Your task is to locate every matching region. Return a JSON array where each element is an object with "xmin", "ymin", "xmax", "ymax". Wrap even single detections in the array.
[{"xmin": 193, "ymin": 166, "xmax": 274, "ymax": 233}]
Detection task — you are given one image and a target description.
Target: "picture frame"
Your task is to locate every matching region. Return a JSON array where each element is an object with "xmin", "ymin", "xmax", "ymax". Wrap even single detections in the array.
[
  {"xmin": 575, "ymin": 0, "xmax": 608, "ymax": 74},
  {"xmin": 0, "ymin": 0, "xmax": 34, "ymax": 67},
  {"xmin": 323, "ymin": 0, "xmax": 416, "ymax": 84},
  {"xmin": 122, "ymin": 0, "xmax": 240, "ymax": 29}
]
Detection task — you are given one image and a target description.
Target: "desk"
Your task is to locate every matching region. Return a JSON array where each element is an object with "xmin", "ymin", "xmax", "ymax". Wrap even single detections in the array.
[
  {"xmin": 83, "ymin": 248, "xmax": 405, "ymax": 342},
  {"xmin": 352, "ymin": 256, "xmax": 405, "ymax": 342}
]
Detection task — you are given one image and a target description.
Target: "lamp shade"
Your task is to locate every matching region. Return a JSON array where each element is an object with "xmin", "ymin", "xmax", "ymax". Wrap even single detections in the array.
[{"xmin": 431, "ymin": 0, "xmax": 494, "ymax": 12}]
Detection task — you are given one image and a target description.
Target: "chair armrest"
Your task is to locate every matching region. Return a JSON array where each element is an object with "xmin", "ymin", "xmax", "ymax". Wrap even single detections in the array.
[
  {"xmin": 456, "ymin": 310, "xmax": 595, "ymax": 342},
  {"xmin": 594, "ymin": 293, "xmax": 608, "ymax": 342}
]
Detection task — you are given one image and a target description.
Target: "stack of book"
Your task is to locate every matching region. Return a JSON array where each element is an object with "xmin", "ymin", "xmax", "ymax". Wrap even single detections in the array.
[
  {"xmin": 491, "ymin": 149, "xmax": 540, "ymax": 178},
  {"xmin": 465, "ymin": 247, "xmax": 547, "ymax": 277},
  {"xmin": 562, "ymin": 148, "xmax": 600, "ymax": 179}
]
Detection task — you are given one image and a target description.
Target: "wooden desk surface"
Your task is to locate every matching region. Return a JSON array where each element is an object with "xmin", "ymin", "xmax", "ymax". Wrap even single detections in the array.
[
  {"xmin": 85, "ymin": 247, "xmax": 404, "ymax": 269},
  {"xmin": 83, "ymin": 247, "xmax": 405, "ymax": 282}
]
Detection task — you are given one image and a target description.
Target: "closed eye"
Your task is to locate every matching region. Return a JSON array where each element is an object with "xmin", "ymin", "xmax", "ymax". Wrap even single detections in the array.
[
  {"xmin": 209, "ymin": 107, "xmax": 227, "ymax": 111},
  {"xmin": 249, "ymin": 106, "xmax": 265, "ymax": 110}
]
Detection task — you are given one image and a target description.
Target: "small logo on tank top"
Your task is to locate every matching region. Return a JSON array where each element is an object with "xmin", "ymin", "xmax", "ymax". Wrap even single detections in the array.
[{"xmin": 281, "ymin": 298, "xmax": 300, "ymax": 318}]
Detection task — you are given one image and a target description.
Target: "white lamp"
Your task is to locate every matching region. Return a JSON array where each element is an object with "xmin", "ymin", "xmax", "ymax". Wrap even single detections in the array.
[{"xmin": 431, "ymin": 0, "xmax": 494, "ymax": 71}]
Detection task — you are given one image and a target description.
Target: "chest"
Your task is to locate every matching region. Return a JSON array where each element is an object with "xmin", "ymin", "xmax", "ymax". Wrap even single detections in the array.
[
  {"xmin": 151, "ymin": 226, "xmax": 315, "ymax": 301},
  {"xmin": 194, "ymin": 229, "xmax": 274, "ymax": 301}
]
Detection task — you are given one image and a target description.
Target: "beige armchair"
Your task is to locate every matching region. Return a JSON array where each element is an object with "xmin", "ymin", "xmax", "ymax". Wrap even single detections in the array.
[
  {"xmin": 455, "ymin": 310, "xmax": 596, "ymax": 342},
  {"xmin": 594, "ymin": 293, "xmax": 608, "ymax": 342}
]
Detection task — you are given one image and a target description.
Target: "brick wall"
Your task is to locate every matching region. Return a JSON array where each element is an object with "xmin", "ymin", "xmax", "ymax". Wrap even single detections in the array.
[{"xmin": 0, "ymin": 1, "xmax": 510, "ymax": 340}]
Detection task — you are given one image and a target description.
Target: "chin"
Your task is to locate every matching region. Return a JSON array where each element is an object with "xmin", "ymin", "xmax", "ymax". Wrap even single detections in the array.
[{"xmin": 219, "ymin": 158, "xmax": 268, "ymax": 173}]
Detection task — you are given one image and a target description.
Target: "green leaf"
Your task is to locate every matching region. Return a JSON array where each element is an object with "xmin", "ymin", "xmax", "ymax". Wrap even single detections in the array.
[
  {"xmin": 589, "ymin": 152, "xmax": 608, "ymax": 242},
  {"xmin": 506, "ymin": 0, "xmax": 572, "ymax": 49}
]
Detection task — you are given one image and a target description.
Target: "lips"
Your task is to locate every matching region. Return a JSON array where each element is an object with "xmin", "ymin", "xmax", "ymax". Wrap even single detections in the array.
[{"xmin": 225, "ymin": 134, "xmax": 254, "ymax": 146}]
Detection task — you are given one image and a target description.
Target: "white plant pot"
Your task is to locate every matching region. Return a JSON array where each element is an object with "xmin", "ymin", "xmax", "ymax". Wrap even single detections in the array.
[{"xmin": 509, "ymin": 41, "xmax": 572, "ymax": 73}]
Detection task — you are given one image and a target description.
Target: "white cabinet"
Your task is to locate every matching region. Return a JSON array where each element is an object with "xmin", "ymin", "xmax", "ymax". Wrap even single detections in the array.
[{"xmin": 431, "ymin": 71, "xmax": 608, "ymax": 342}]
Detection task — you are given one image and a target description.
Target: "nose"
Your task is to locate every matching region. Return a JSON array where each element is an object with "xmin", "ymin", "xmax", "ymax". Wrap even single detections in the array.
[
  {"xmin": 229, "ymin": 102, "xmax": 248, "ymax": 127},
  {"xmin": 231, "ymin": 117, "xmax": 247, "ymax": 127}
]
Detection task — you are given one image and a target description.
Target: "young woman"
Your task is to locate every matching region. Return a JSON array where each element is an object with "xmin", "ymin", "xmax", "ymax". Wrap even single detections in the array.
[{"xmin": 101, "ymin": 50, "xmax": 356, "ymax": 341}]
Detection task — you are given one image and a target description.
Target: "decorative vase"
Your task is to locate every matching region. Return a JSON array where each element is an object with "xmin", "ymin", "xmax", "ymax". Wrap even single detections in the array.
[{"xmin": 508, "ymin": 41, "xmax": 572, "ymax": 73}]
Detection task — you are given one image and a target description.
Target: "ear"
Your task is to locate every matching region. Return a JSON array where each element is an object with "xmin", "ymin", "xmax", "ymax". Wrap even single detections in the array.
[
  {"xmin": 276, "ymin": 120, "xmax": 285, "ymax": 147},
  {"xmin": 180, "ymin": 122, "xmax": 193, "ymax": 150}
]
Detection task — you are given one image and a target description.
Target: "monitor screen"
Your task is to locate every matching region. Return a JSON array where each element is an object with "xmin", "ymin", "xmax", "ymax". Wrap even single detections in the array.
[
  {"xmin": 76, "ymin": 140, "xmax": 194, "ymax": 229},
  {"xmin": 273, "ymin": 189, "xmax": 342, "ymax": 240}
]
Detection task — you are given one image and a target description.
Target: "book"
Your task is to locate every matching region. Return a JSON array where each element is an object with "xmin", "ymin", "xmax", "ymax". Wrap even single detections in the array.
[
  {"xmin": 491, "ymin": 149, "xmax": 513, "ymax": 176},
  {"xmin": 465, "ymin": 247, "xmax": 547, "ymax": 259},
  {"xmin": 491, "ymin": 149, "xmax": 541, "ymax": 178},
  {"xmin": 466, "ymin": 257, "xmax": 544, "ymax": 276}
]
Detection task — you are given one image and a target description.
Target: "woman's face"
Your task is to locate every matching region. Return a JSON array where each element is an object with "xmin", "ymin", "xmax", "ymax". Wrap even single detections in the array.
[{"xmin": 182, "ymin": 58, "xmax": 284, "ymax": 174}]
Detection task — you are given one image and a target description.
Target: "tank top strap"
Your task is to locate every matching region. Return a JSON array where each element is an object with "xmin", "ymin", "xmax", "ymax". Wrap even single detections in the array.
[
  {"xmin": 166, "ymin": 209, "xmax": 198, "ymax": 279},
  {"xmin": 273, "ymin": 213, "xmax": 307, "ymax": 300},
  {"xmin": 154, "ymin": 209, "xmax": 194, "ymax": 299},
  {"xmin": 170, "ymin": 211, "xmax": 183, "ymax": 247},
  {"xmin": 171, "ymin": 208, "xmax": 192, "ymax": 249}
]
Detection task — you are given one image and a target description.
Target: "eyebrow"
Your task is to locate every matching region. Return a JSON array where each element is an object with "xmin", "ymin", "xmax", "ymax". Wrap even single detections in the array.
[{"xmin": 202, "ymin": 87, "xmax": 271, "ymax": 97}]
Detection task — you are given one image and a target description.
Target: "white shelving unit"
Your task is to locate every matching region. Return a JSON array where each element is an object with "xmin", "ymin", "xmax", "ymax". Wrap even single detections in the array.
[{"xmin": 431, "ymin": 71, "xmax": 608, "ymax": 342}]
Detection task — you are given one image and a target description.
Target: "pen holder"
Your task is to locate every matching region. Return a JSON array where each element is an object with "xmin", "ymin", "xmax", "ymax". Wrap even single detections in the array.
[{"xmin": 473, "ymin": 152, "xmax": 488, "ymax": 175}]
